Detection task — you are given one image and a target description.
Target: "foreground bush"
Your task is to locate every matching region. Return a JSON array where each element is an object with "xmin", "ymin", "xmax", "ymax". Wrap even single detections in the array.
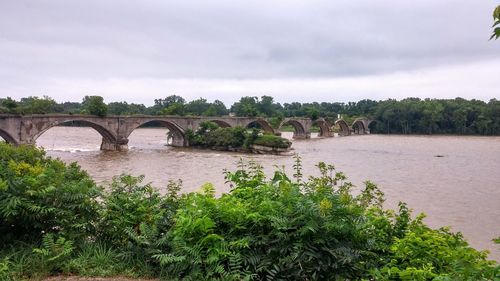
[
  {"xmin": 155, "ymin": 159, "xmax": 498, "ymax": 280},
  {"xmin": 98, "ymin": 174, "xmax": 182, "ymax": 275},
  {"xmin": 0, "ymin": 143, "xmax": 101, "ymax": 244},
  {"xmin": 0, "ymin": 144, "xmax": 498, "ymax": 280},
  {"xmin": 159, "ymin": 162, "xmax": 376, "ymax": 280}
]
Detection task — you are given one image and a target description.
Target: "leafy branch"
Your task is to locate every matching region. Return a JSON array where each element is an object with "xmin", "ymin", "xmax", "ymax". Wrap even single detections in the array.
[{"xmin": 491, "ymin": 5, "xmax": 500, "ymax": 40}]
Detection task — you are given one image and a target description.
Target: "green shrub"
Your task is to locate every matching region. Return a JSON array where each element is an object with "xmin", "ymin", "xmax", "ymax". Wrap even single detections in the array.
[
  {"xmin": 156, "ymin": 161, "xmax": 383, "ymax": 280},
  {"xmin": 99, "ymin": 174, "xmax": 166, "ymax": 247},
  {"xmin": 32, "ymin": 233, "xmax": 74, "ymax": 274},
  {"xmin": 0, "ymin": 143, "xmax": 101, "ymax": 244},
  {"xmin": 185, "ymin": 128, "xmax": 205, "ymax": 146},
  {"xmin": 0, "ymin": 257, "xmax": 14, "ymax": 281},
  {"xmin": 205, "ymin": 127, "xmax": 247, "ymax": 148},
  {"xmin": 98, "ymin": 174, "xmax": 182, "ymax": 276},
  {"xmin": 186, "ymin": 121, "xmax": 221, "ymax": 146},
  {"xmin": 186, "ymin": 121, "xmax": 291, "ymax": 151},
  {"xmin": 371, "ymin": 214, "xmax": 499, "ymax": 280},
  {"xmin": 152, "ymin": 159, "xmax": 498, "ymax": 280},
  {"xmin": 253, "ymin": 134, "xmax": 292, "ymax": 149}
]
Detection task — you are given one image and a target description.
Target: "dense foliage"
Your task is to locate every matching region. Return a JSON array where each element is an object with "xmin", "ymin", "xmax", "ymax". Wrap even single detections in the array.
[
  {"xmin": 186, "ymin": 121, "xmax": 292, "ymax": 151},
  {"xmin": 0, "ymin": 143, "xmax": 101, "ymax": 244},
  {"xmin": 2, "ymin": 94, "xmax": 500, "ymax": 135},
  {"xmin": 81, "ymin": 95, "xmax": 108, "ymax": 117},
  {"xmin": 492, "ymin": 5, "xmax": 500, "ymax": 40},
  {"xmin": 0, "ymin": 144, "xmax": 498, "ymax": 280}
]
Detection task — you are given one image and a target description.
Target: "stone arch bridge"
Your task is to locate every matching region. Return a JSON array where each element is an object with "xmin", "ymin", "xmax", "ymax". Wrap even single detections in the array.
[{"xmin": 0, "ymin": 115, "xmax": 372, "ymax": 151}]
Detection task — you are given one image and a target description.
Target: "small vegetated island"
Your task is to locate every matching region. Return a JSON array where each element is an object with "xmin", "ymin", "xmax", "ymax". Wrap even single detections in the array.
[{"xmin": 185, "ymin": 121, "xmax": 292, "ymax": 154}]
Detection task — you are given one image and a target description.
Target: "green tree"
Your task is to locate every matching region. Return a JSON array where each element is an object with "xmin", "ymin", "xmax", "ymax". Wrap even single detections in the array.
[
  {"xmin": 304, "ymin": 105, "xmax": 320, "ymax": 120},
  {"xmin": 161, "ymin": 103, "xmax": 186, "ymax": 116},
  {"xmin": 485, "ymin": 99, "xmax": 500, "ymax": 134},
  {"xmin": 107, "ymin": 102, "xmax": 145, "ymax": 115},
  {"xmin": 283, "ymin": 102, "xmax": 304, "ymax": 117},
  {"xmin": 0, "ymin": 97, "xmax": 18, "ymax": 113},
  {"xmin": 17, "ymin": 96, "xmax": 60, "ymax": 114},
  {"xmin": 232, "ymin": 96, "xmax": 258, "ymax": 117},
  {"xmin": 155, "ymin": 95, "xmax": 186, "ymax": 107},
  {"xmin": 61, "ymin": 101, "xmax": 82, "ymax": 114},
  {"xmin": 82, "ymin": 96, "xmax": 107, "ymax": 117},
  {"xmin": 185, "ymin": 98, "xmax": 210, "ymax": 116},
  {"xmin": 150, "ymin": 95, "xmax": 186, "ymax": 114},
  {"xmin": 491, "ymin": 5, "xmax": 500, "ymax": 40},
  {"xmin": 107, "ymin": 102, "xmax": 130, "ymax": 115},
  {"xmin": 203, "ymin": 100, "xmax": 228, "ymax": 116},
  {"xmin": 256, "ymin": 95, "xmax": 276, "ymax": 117}
]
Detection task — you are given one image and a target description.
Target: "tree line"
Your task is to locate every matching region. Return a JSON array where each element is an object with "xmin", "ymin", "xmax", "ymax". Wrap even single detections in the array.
[{"xmin": 1, "ymin": 95, "xmax": 499, "ymax": 135}]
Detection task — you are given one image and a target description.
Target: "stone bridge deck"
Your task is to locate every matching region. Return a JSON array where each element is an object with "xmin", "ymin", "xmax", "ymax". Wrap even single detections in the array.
[{"xmin": 0, "ymin": 114, "xmax": 372, "ymax": 150}]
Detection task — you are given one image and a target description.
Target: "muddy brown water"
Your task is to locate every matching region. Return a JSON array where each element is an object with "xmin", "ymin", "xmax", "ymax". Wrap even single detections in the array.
[{"xmin": 31, "ymin": 127, "xmax": 500, "ymax": 261}]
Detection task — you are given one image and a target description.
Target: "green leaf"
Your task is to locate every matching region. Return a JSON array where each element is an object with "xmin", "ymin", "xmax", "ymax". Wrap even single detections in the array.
[{"xmin": 494, "ymin": 5, "xmax": 500, "ymax": 20}]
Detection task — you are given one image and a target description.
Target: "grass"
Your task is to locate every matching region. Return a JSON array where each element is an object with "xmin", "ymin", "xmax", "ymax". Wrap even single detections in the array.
[{"xmin": 0, "ymin": 242, "xmax": 157, "ymax": 281}]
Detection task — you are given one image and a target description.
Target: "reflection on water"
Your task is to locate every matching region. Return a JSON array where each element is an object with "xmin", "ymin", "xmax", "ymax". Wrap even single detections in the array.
[{"xmin": 37, "ymin": 127, "xmax": 500, "ymax": 260}]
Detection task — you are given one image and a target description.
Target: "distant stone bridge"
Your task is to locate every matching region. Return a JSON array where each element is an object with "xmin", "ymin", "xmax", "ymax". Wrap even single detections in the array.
[{"xmin": 0, "ymin": 114, "xmax": 372, "ymax": 150}]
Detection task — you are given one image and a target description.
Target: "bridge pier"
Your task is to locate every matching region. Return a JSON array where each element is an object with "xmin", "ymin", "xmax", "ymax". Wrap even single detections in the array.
[
  {"xmin": 100, "ymin": 138, "xmax": 129, "ymax": 151},
  {"xmin": 292, "ymin": 132, "xmax": 311, "ymax": 139},
  {"xmin": 170, "ymin": 138, "xmax": 187, "ymax": 147},
  {"xmin": 319, "ymin": 131, "xmax": 334, "ymax": 137},
  {"xmin": 17, "ymin": 140, "xmax": 35, "ymax": 146}
]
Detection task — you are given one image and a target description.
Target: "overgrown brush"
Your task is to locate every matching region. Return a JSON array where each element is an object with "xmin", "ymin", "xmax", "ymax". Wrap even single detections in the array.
[
  {"xmin": 185, "ymin": 121, "xmax": 291, "ymax": 151},
  {"xmin": 0, "ymin": 144, "xmax": 498, "ymax": 280},
  {"xmin": 154, "ymin": 156, "xmax": 498, "ymax": 280},
  {"xmin": 0, "ymin": 142, "xmax": 101, "ymax": 244}
]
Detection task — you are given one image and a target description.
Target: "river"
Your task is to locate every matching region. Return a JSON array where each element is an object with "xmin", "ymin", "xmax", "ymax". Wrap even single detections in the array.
[{"xmin": 34, "ymin": 127, "xmax": 500, "ymax": 260}]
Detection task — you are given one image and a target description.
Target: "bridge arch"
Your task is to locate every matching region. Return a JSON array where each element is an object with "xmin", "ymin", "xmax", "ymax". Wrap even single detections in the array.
[
  {"xmin": 279, "ymin": 118, "xmax": 310, "ymax": 139},
  {"xmin": 33, "ymin": 119, "xmax": 117, "ymax": 144},
  {"xmin": 245, "ymin": 119, "xmax": 274, "ymax": 134},
  {"xmin": 0, "ymin": 129, "xmax": 18, "ymax": 145},
  {"xmin": 334, "ymin": 119, "xmax": 351, "ymax": 136},
  {"xmin": 367, "ymin": 120, "xmax": 378, "ymax": 134},
  {"xmin": 312, "ymin": 118, "xmax": 332, "ymax": 137},
  {"xmin": 208, "ymin": 119, "xmax": 232, "ymax": 128},
  {"xmin": 352, "ymin": 119, "xmax": 367, "ymax": 134},
  {"xmin": 127, "ymin": 120, "xmax": 187, "ymax": 147}
]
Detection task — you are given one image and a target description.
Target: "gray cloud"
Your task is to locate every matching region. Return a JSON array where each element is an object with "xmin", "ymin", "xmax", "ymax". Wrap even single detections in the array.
[{"xmin": 0, "ymin": 0, "xmax": 499, "ymax": 103}]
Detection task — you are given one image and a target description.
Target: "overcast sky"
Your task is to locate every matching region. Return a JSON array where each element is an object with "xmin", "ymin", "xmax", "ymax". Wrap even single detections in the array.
[{"xmin": 1, "ymin": 0, "xmax": 499, "ymax": 105}]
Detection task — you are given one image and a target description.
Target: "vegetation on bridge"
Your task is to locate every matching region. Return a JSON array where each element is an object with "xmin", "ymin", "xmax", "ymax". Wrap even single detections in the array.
[
  {"xmin": 185, "ymin": 121, "xmax": 291, "ymax": 153},
  {"xmin": 1, "ymin": 95, "xmax": 500, "ymax": 135},
  {"xmin": 0, "ymin": 143, "xmax": 498, "ymax": 280}
]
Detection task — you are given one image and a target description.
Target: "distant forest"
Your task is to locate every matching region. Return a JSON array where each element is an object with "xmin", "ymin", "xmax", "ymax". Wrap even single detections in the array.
[{"xmin": 1, "ymin": 95, "xmax": 499, "ymax": 135}]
